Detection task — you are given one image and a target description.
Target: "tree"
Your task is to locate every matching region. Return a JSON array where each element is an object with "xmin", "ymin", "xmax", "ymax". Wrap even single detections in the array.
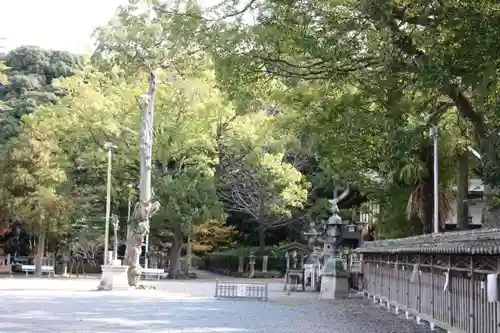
[
  {"xmin": 153, "ymin": 163, "xmax": 223, "ymax": 277},
  {"xmin": 91, "ymin": 1, "xmax": 247, "ymax": 281},
  {"xmin": 159, "ymin": 0, "xmax": 500, "ymax": 232},
  {"xmin": 39, "ymin": 56, "xmax": 235, "ymax": 280},
  {"xmin": 192, "ymin": 219, "xmax": 239, "ymax": 253},
  {"xmin": 195, "ymin": 0, "xmax": 498, "ymax": 138},
  {"xmin": 219, "ymin": 142, "xmax": 308, "ymax": 250},
  {"xmin": 0, "ymin": 114, "xmax": 73, "ymax": 275},
  {"xmin": 0, "ymin": 46, "xmax": 81, "ymax": 144}
]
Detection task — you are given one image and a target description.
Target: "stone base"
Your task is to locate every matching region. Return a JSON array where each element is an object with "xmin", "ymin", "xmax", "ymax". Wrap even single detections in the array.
[
  {"xmin": 320, "ymin": 274, "xmax": 350, "ymax": 299},
  {"xmin": 98, "ymin": 264, "xmax": 130, "ymax": 291}
]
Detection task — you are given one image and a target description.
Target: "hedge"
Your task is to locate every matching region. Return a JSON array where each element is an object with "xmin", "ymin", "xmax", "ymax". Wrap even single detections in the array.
[{"xmin": 198, "ymin": 246, "xmax": 286, "ymax": 277}]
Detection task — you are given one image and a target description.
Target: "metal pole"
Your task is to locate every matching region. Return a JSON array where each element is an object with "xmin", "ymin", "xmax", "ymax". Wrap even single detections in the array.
[
  {"xmin": 104, "ymin": 147, "xmax": 112, "ymax": 265},
  {"xmin": 431, "ymin": 125, "xmax": 439, "ymax": 233}
]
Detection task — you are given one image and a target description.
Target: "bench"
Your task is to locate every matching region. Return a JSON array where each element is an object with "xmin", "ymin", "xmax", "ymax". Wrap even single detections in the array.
[
  {"xmin": 21, "ymin": 256, "xmax": 55, "ymax": 277},
  {"xmin": 21, "ymin": 264, "xmax": 55, "ymax": 277},
  {"xmin": 140, "ymin": 268, "xmax": 168, "ymax": 280}
]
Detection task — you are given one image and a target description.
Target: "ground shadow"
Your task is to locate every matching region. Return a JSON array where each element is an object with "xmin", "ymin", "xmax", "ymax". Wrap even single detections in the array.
[{"xmin": 0, "ymin": 289, "xmax": 437, "ymax": 333}]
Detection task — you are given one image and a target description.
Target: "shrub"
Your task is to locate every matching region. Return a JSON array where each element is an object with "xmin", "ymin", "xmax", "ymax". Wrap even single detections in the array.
[{"xmin": 199, "ymin": 246, "xmax": 286, "ymax": 277}]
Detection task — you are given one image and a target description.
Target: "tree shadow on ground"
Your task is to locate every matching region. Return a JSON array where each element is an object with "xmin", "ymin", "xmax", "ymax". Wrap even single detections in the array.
[
  {"xmin": 0, "ymin": 293, "xmax": 250, "ymax": 333},
  {"xmin": 0, "ymin": 290, "xmax": 437, "ymax": 333}
]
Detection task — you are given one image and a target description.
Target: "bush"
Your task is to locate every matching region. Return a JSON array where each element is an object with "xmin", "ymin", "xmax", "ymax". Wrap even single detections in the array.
[{"xmin": 199, "ymin": 246, "xmax": 286, "ymax": 277}]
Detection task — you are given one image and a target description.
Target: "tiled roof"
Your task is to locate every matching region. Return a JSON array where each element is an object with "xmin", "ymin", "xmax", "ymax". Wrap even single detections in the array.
[{"xmin": 356, "ymin": 227, "xmax": 500, "ymax": 254}]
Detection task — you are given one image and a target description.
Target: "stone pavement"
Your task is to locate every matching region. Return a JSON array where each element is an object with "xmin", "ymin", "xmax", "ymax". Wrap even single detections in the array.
[{"xmin": 0, "ymin": 277, "xmax": 435, "ymax": 333}]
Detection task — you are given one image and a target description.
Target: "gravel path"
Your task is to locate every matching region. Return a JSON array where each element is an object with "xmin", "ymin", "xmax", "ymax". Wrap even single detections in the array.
[{"xmin": 0, "ymin": 278, "xmax": 435, "ymax": 333}]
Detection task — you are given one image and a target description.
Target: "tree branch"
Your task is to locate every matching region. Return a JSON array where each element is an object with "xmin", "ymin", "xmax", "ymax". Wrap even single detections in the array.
[{"xmin": 386, "ymin": 16, "xmax": 487, "ymax": 140}]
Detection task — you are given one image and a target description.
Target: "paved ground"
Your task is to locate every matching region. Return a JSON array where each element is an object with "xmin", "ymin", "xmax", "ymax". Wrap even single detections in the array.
[{"xmin": 0, "ymin": 277, "xmax": 435, "ymax": 333}]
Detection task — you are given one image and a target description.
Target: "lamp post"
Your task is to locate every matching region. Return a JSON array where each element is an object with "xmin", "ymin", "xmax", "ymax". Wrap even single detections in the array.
[
  {"xmin": 430, "ymin": 125, "xmax": 439, "ymax": 234},
  {"xmin": 103, "ymin": 141, "xmax": 117, "ymax": 265}
]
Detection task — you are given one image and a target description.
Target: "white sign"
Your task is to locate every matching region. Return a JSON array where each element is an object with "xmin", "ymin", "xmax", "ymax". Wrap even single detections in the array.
[{"xmin": 236, "ymin": 284, "xmax": 247, "ymax": 297}]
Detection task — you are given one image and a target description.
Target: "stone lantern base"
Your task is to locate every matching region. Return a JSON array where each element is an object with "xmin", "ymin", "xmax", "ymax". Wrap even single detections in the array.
[
  {"xmin": 320, "ymin": 274, "xmax": 349, "ymax": 299},
  {"xmin": 320, "ymin": 257, "xmax": 350, "ymax": 299},
  {"xmin": 98, "ymin": 261, "xmax": 130, "ymax": 291}
]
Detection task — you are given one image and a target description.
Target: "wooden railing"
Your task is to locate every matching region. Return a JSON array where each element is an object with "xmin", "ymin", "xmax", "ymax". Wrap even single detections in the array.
[{"xmin": 357, "ymin": 228, "xmax": 500, "ymax": 333}]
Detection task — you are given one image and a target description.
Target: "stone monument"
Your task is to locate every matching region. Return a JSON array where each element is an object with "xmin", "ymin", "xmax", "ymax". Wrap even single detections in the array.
[
  {"xmin": 320, "ymin": 196, "xmax": 349, "ymax": 299},
  {"xmin": 98, "ymin": 213, "xmax": 129, "ymax": 291},
  {"xmin": 305, "ymin": 188, "xmax": 351, "ymax": 299},
  {"xmin": 249, "ymin": 253, "xmax": 256, "ymax": 278}
]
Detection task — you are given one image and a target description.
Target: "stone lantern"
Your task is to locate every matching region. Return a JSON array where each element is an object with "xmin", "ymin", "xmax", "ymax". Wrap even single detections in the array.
[
  {"xmin": 304, "ymin": 225, "xmax": 322, "ymax": 290},
  {"xmin": 320, "ymin": 200, "xmax": 349, "ymax": 299},
  {"xmin": 248, "ymin": 252, "xmax": 256, "ymax": 278}
]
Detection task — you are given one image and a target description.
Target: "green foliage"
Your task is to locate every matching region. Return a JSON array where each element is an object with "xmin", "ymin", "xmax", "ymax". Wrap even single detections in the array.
[
  {"xmin": 152, "ymin": 165, "xmax": 224, "ymax": 237},
  {"xmin": 376, "ymin": 187, "xmax": 423, "ymax": 239},
  {"xmin": 167, "ymin": 0, "xmax": 500, "ymax": 233},
  {"xmin": 0, "ymin": 46, "xmax": 81, "ymax": 143},
  {"xmin": 218, "ymin": 114, "xmax": 309, "ymax": 240},
  {"xmin": 199, "ymin": 246, "xmax": 286, "ymax": 276},
  {"xmin": 0, "ymin": 115, "xmax": 74, "ymax": 234},
  {"xmin": 9, "ymin": 0, "xmax": 500, "ymax": 255}
]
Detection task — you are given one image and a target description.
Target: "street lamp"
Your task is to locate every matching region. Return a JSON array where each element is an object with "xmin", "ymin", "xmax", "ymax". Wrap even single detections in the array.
[
  {"xmin": 429, "ymin": 125, "xmax": 439, "ymax": 234},
  {"xmin": 103, "ymin": 141, "xmax": 117, "ymax": 265}
]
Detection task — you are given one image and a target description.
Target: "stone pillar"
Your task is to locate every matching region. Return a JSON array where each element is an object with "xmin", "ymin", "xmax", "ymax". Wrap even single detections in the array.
[
  {"xmin": 262, "ymin": 255, "xmax": 268, "ymax": 273},
  {"xmin": 62, "ymin": 253, "xmax": 70, "ymax": 277},
  {"xmin": 238, "ymin": 256, "xmax": 244, "ymax": 273}
]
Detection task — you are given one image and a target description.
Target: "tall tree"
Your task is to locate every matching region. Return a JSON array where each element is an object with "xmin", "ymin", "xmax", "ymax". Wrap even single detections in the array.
[
  {"xmin": 219, "ymin": 150, "xmax": 307, "ymax": 250},
  {"xmin": 0, "ymin": 46, "xmax": 81, "ymax": 143},
  {"xmin": 0, "ymin": 114, "xmax": 74, "ymax": 275}
]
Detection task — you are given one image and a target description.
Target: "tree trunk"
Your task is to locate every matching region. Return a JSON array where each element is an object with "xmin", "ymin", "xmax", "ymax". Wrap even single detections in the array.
[
  {"xmin": 422, "ymin": 177, "xmax": 434, "ymax": 234},
  {"xmin": 168, "ymin": 227, "xmax": 183, "ymax": 279},
  {"xmin": 124, "ymin": 223, "xmax": 143, "ymax": 285},
  {"xmin": 258, "ymin": 225, "xmax": 266, "ymax": 252},
  {"xmin": 124, "ymin": 71, "xmax": 160, "ymax": 286},
  {"xmin": 456, "ymin": 153, "xmax": 469, "ymax": 229},
  {"xmin": 34, "ymin": 231, "xmax": 45, "ymax": 277},
  {"xmin": 421, "ymin": 145, "xmax": 434, "ymax": 234}
]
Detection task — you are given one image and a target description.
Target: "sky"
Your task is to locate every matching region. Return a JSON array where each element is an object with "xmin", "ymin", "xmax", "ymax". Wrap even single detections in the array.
[{"xmin": 0, "ymin": 0, "xmax": 128, "ymax": 54}]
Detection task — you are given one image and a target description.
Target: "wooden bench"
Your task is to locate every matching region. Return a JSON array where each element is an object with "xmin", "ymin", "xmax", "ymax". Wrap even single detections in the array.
[{"xmin": 140, "ymin": 268, "xmax": 168, "ymax": 280}]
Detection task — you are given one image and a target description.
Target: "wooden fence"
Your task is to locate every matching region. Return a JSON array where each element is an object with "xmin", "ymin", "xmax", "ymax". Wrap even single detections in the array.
[{"xmin": 357, "ymin": 228, "xmax": 500, "ymax": 333}]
